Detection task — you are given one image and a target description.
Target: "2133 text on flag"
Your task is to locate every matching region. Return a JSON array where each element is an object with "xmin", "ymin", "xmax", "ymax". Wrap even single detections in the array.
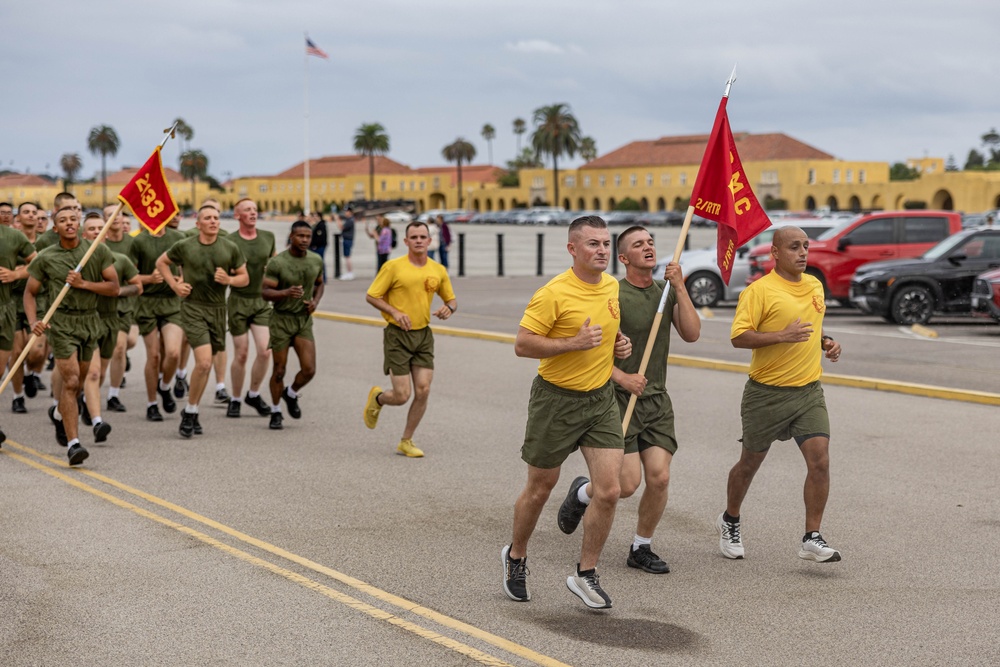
[{"xmin": 117, "ymin": 146, "xmax": 179, "ymax": 234}]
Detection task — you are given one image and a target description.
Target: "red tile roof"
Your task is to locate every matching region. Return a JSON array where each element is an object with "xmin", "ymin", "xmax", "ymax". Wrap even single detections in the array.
[
  {"xmin": 0, "ymin": 173, "xmax": 54, "ymax": 187},
  {"xmin": 414, "ymin": 165, "xmax": 505, "ymax": 186},
  {"xmin": 105, "ymin": 165, "xmax": 186, "ymax": 185},
  {"xmin": 581, "ymin": 133, "xmax": 834, "ymax": 169},
  {"xmin": 275, "ymin": 155, "xmax": 413, "ymax": 179}
]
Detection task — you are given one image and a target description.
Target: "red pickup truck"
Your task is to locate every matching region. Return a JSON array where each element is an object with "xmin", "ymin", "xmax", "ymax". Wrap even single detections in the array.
[{"xmin": 746, "ymin": 211, "xmax": 963, "ymax": 299}]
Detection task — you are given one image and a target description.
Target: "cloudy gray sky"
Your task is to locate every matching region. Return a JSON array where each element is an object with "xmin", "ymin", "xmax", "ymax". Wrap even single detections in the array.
[{"xmin": 2, "ymin": 0, "xmax": 996, "ymax": 181}]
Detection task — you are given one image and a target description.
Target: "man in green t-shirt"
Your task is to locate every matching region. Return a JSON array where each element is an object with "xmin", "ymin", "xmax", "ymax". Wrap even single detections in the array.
[
  {"xmin": 0, "ymin": 217, "xmax": 36, "ymax": 440},
  {"xmin": 101, "ymin": 204, "xmax": 139, "ymax": 410},
  {"xmin": 261, "ymin": 221, "xmax": 324, "ymax": 430},
  {"xmin": 131, "ymin": 219, "xmax": 185, "ymax": 421},
  {"xmin": 558, "ymin": 226, "xmax": 701, "ymax": 576},
  {"xmin": 226, "ymin": 198, "xmax": 276, "ymax": 419},
  {"xmin": 156, "ymin": 205, "xmax": 248, "ymax": 438},
  {"xmin": 24, "ymin": 206, "xmax": 119, "ymax": 466},
  {"xmin": 79, "ymin": 215, "xmax": 142, "ymax": 441}
]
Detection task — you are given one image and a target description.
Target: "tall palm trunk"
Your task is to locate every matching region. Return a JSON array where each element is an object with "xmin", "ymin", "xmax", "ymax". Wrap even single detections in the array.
[
  {"xmin": 101, "ymin": 154, "xmax": 107, "ymax": 208},
  {"xmin": 369, "ymin": 155, "xmax": 375, "ymax": 201},
  {"xmin": 552, "ymin": 153, "xmax": 559, "ymax": 208},
  {"xmin": 457, "ymin": 159, "xmax": 464, "ymax": 209}
]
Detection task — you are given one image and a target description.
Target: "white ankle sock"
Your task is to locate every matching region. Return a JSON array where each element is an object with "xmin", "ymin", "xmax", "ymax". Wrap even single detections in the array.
[
  {"xmin": 287, "ymin": 387, "xmax": 298, "ymax": 399},
  {"xmin": 577, "ymin": 484, "xmax": 591, "ymax": 505},
  {"xmin": 215, "ymin": 383, "xmax": 225, "ymax": 392},
  {"xmin": 108, "ymin": 387, "xmax": 119, "ymax": 399},
  {"xmin": 632, "ymin": 535, "xmax": 652, "ymax": 552}
]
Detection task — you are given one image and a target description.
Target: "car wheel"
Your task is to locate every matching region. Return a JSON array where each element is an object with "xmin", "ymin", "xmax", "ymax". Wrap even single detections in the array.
[
  {"xmin": 890, "ymin": 285, "xmax": 934, "ymax": 325},
  {"xmin": 686, "ymin": 271, "xmax": 723, "ymax": 308}
]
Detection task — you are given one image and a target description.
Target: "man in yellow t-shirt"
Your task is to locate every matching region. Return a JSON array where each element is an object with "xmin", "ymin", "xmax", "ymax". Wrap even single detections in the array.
[
  {"xmin": 718, "ymin": 226, "xmax": 845, "ymax": 564},
  {"xmin": 502, "ymin": 216, "xmax": 633, "ymax": 611},
  {"xmin": 363, "ymin": 221, "xmax": 457, "ymax": 458}
]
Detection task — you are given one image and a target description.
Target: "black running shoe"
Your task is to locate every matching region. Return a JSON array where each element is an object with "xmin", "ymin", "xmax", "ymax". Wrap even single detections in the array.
[
  {"xmin": 49, "ymin": 406, "xmax": 67, "ymax": 447},
  {"xmin": 67, "ymin": 442, "xmax": 89, "ymax": 466},
  {"xmin": 24, "ymin": 374, "xmax": 38, "ymax": 398},
  {"xmin": 106, "ymin": 396, "xmax": 127, "ymax": 412},
  {"xmin": 158, "ymin": 386, "xmax": 176, "ymax": 413},
  {"xmin": 192, "ymin": 413, "xmax": 203, "ymax": 435},
  {"xmin": 78, "ymin": 394, "xmax": 92, "ymax": 426},
  {"xmin": 215, "ymin": 388, "xmax": 231, "ymax": 405},
  {"xmin": 34, "ymin": 376, "xmax": 46, "ymax": 392},
  {"xmin": 244, "ymin": 393, "xmax": 271, "ymax": 417},
  {"xmin": 12, "ymin": 397, "xmax": 27, "ymax": 414},
  {"xmin": 146, "ymin": 404, "xmax": 164, "ymax": 422},
  {"xmin": 269, "ymin": 412, "xmax": 284, "ymax": 430},
  {"xmin": 93, "ymin": 421, "xmax": 112, "ymax": 443},
  {"xmin": 226, "ymin": 400, "xmax": 241, "ymax": 418},
  {"xmin": 179, "ymin": 411, "xmax": 195, "ymax": 438},
  {"xmin": 0, "ymin": 427, "xmax": 5, "ymax": 446},
  {"xmin": 557, "ymin": 476, "xmax": 590, "ymax": 535},
  {"xmin": 46, "ymin": 354, "xmax": 55, "ymax": 371},
  {"xmin": 501, "ymin": 545, "xmax": 530, "ymax": 602},
  {"xmin": 626, "ymin": 545, "xmax": 670, "ymax": 574},
  {"xmin": 173, "ymin": 376, "xmax": 188, "ymax": 399},
  {"xmin": 119, "ymin": 376, "xmax": 126, "ymax": 389},
  {"xmin": 125, "ymin": 354, "xmax": 132, "ymax": 373},
  {"xmin": 282, "ymin": 387, "xmax": 301, "ymax": 419}
]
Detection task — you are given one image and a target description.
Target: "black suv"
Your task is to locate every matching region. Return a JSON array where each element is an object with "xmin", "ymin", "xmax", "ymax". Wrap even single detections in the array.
[{"xmin": 849, "ymin": 228, "xmax": 1000, "ymax": 325}]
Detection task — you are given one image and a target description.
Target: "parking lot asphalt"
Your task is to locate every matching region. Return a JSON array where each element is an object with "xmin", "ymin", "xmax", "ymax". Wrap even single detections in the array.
[{"xmin": 2, "ymin": 278, "xmax": 998, "ymax": 665}]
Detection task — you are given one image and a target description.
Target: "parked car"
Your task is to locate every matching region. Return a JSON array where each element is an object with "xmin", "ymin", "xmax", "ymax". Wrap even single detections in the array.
[
  {"xmin": 604, "ymin": 211, "xmax": 640, "ymax": 226},
  {"xmin": 655, "ymin": 218, "xmax": 838, "ymax": 307},
  {"xmin": 526, "ymin": 207, "xmax": 567, "ymax": 225},
  {"xmin": 971, "ymin": 267, "xmax": 1000, "ymax": 323},
  {"xmin": 636, "ymin": 211, "xmax": 684, "ymax": 227},
  {"xmin": 383, "ymin": 210, "xmax": 413, "ymax": 225},
  {"xmin": 747, "ymin": 211, "xmax": 963, "ymax": 300},
  {"xmin": 850, "ymin": 228, "xmax": 1000, "ymax": 324}
]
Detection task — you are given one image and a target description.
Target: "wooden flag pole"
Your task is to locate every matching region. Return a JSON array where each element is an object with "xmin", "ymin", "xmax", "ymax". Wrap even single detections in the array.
[
  {"xmin": 0, "ymin": 202, "xmax": 125, "ymax": 399},
  {"xmin": 0, "ymin": 123, "xmax": 178, "ymax": 400},
  {"xmin": 620, "ymin": 204, "xmax": 695, "ymax": 435}
]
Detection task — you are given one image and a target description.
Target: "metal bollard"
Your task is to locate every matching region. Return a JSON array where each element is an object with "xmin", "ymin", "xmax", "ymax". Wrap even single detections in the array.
[
  {"xmin": 497, "ymin": 233, "xmax": 505, "ymax": 277},
  {"xmin": 333, "ymin": 233, "xmax": 342, "ymax": 279},
  {"xmin": 611, "ymin": 233, "xmax": 618, "ymax": 274},
  {"xmin": 458, "ymin": 233, "xmax": 466, "ymax": 277},
  {"xmin": 536, "ymin": 233, "xmax": 544, "ymax": 276}
]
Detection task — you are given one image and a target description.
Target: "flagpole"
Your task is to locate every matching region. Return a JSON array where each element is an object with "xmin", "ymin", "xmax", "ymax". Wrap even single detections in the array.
[
  {"xmin": 304, "ymin": 32, "xmax": 311, "ymax": 217},
  {"xmin": 0, "ymin": 125, "xmax": 178, "ymax": 401},
  {"xmin": 619, "ymin": 68, "xmax": 737, "ymax": 435}
]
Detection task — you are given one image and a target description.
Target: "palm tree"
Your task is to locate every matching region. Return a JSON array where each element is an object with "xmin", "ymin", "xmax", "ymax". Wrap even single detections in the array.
[
  {"xmin": 481, "ymin": 123, "xmax": 496, "ymax": 165},
  {"xmin": 353, "ymin": 123, "xmax": 390, "ymax": 201},
  {"xmin": 179, "ymin": 149, "xmax": 209, "ymax": 211},
  {"xmin": 172, "ymin": 117, "xmax": 194, "ymax": 167},
  {"xmin": 580, "ymin": 136, "xmax": 598, "ymax": 163},
  {"xmin": 530, "ymin": 104, "xmax": 581, "ymax": 208},
  {"xmin": 87, "ymin": 124, "xmax": 121, "ymax": 207},
  {"xmin": 441, "ymin": 138, "xmax": 476, "ymax": 209},
  {"xmin": 513, "ymin": 117, "xmax": 526, "ymax": 153},
  {"xmin": 60, "ymin": 153, "xmax": 82, "ymax": 189}
]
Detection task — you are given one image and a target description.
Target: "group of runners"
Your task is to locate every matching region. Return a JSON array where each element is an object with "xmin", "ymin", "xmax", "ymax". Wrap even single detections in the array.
[
  {"xmin": 3, "ymin": 200, "xmax": 843, "ymax": 612},
  {"xmin": 0, "ymin": 194, "xmax": 325, "ymax": 465}
]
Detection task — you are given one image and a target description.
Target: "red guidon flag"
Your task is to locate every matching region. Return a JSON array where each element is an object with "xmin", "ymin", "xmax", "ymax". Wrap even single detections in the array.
[
  {"xmin": 117, "ymin": 146, "xmax": 179, "ymax": 234},
  {"xmin": 689, "ymin": 97, "xmax": 771, "ymax": 285}
]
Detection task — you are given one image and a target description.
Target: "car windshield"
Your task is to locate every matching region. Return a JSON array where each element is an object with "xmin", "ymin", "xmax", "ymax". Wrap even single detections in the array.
[{"xmin": 921, "ymin": 232, "xmax": 971, "ymax": 260}]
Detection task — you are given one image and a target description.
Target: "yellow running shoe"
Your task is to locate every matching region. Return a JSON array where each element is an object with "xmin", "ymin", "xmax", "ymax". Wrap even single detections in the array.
[
  {"xmin": 396, "ymin": 438, "xmax": 424, "ymax": 458},
  {"xmin": 364, "ymin": 387, "xmax": 382, "ymax": 429}
]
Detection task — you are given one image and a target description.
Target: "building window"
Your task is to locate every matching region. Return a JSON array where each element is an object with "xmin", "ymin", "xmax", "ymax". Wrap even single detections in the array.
[
  {"xmin": 629, "ymin": 174, "xmax": 637, "ymax": 187},
  {"xmin": 258, "ymin": 184, "xmax": 267, "ymax": 193},
  {"xmin": 646, "ymin": 173, "xmax": 653, "ymax": 186},
  {"xmin": 808, "ymin": 168, "xmax": 816, "ymax": 184},
  {"xmin": 661, "ymin": 174, "xmax": 671, "ymax": 186},
  {"xmin": 679, "ymin": 173, "xmax": 687, "ymax": 186},
  {"xmin": 85, "ymin": 188, "xmax": 92, "ymax": 196},
  {"xmin": 420, "ymin": 181, "xmax": 425, "ymax": 191},
  {"xmin": 380, "ymin": 180, "xmax": 386, "ymax": 192},
  {"xmin": 565, "ymin": 175, "xmax": 575, "ymax": 187},
  {"xmin": 410, "ymin": 181, "xmax": 415, "ymax": 191},
  {"xmin": 614, "ymin": 174, "xmax": 621, "ymax": 187},
  {"xmin": 833, "ymin": 169, "xmax": 840, "ymax": 184},
  {"xmin": 400, "ymin": 180, "xmax": 405, "ymax": 191},
  {"xmin": 583, "ymin": 175, "xmax": 591, "ymax": 187},
  {"xmin": 599, "ymin": 175, "xmax": 606, "ymax": 187},
  {"xmin": 859, "ymin": 170, "xmax": 866, "ymax": 184},
  {"xmin": 846, "ymin": 169, "xmax": 853, "ymax": 183},
  {"xmin": 760, "ymin": 170, "xmax": 778, "ymax": 185},
  {"xmin": 532, "ymin": 176, "xmax": 544, "ymax": 188}
]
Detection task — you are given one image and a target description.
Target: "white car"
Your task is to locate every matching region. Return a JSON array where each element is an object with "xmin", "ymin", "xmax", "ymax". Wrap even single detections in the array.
[{"xmin": 655, "ymin": 217, "xmax": 841, "ymax": 307}]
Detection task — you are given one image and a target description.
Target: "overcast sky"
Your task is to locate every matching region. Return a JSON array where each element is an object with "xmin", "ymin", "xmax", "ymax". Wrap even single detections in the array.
[{"xmin": 2, "ymin": 0, "xmax": 996, "ymax": 181}]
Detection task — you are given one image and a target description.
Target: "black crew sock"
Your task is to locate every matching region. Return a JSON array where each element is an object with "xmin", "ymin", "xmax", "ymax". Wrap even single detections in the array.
[{"xmin": 723, "ymin": 511, "xmax": 740, "ymax": 523}]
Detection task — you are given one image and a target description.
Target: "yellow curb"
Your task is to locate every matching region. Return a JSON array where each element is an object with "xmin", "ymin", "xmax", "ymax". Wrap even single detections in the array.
[{"xmin": 313, "ymin": 310, "xmax": 1000, "ymax": 407}]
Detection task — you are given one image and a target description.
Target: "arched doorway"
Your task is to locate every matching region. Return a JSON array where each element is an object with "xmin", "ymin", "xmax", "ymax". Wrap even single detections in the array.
[
  {"xmin": 871, "ymin": 194, "xmax": 883, "ymax": 210},
  {"xmin": 577, "ymin": 197, "xmax": 585, "ymax": 210},
  {"xmin": 429, "ymin": 193, "xmax": 446, "ymax": 209},
  {"xmin": 656, "ymin": 196, "xmax": 666, "ymax": 211},
  {"xmin": 894, "ymin": 194, "xmax": 906, "ymax": 209},
  {"xmin": 497, "ymin": 199, "xmax": 506, "ymax": 211},
  {"xmin": 995, "ymin": 193, "xmax": 1000, "ymax": 208},
  {"xmin": 485, "ymin": 199, "xmax": 493, "ymax": 211},
  {"xmin": 932, "ymin": 189, "xmax": 954, "ymax": 210},
  {"xmin": 608, "ymin": 197, "xmax": 617, "ymax": 210},
  {"xmin": 562, "ymin": 198, "xmax": 571, "ymax": 210},
  {"xmin": 673, "ymin": 196, "xmax": 685, "ymax": 211},
  {"xmin": 805, "ymin": 196, "xmax": 816, "ymax": 210},
  {"xmin": 472, "ymin": 199, "xmax": 480, "ymax": 211},
  {"xmin": 826, "ymin": 196, "xmax": 839, "ymax": 211},
  {"xmin": 592, "ymin": 197, "xmax": 601, "ymax": 210},
  {"xmin": 639, "ymin": 197, "xmax": 649, "ymax": 211},
  {"xmin": 849, "ymin": 195, "xmax": 861, "ymax": 212}
]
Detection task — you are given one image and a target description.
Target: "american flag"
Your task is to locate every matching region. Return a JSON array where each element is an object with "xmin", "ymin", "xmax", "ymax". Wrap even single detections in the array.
[{"xmin": 306, "ymin": 37, "xmax": 328, "ymax": 59}]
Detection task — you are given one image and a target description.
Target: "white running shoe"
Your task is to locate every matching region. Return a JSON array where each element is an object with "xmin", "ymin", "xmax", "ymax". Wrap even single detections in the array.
[
  {"xmin": 799, "ymin": 532, "xmax": 842, "ymax": 562},
  {"xmin": 566, "ymin": 568, "xmax": 612, "ymax": 609},
  {"xmin": 717, "ymin": 512, "xmax": 745, "ymax": 559}
]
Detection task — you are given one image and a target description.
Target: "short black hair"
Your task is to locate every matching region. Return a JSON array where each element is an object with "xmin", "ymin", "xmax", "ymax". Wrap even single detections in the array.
[
  {"xmin": 616, "ymin": 225, "xmax": 649, "ymax": 254},
  {"xmin": 405, "ymin": 221, "xmax": 428, "ymax": 235},
  {"xmin": 17, "ymin": 202, "xmax": 39, "ymax": 214},
  {"xmin": 290, "ymin": 220, "xmax": 312, "ymax": 233},
  {"xmin": 0, "ymin": 202, "xmax": 13, "ymax": 210}
]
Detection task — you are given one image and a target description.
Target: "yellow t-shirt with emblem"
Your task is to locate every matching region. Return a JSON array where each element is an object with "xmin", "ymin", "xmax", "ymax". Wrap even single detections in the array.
[
  {"xmin": 731, "ymin": 271, "xmax": 826, "ymax": 387},
  {"xmin": 520, "ymin": 269, "xmax": 621, "ymax": 392},
  {"xmin": 367, "ymin": 255, "xmax": 455, "ymax": 330}
]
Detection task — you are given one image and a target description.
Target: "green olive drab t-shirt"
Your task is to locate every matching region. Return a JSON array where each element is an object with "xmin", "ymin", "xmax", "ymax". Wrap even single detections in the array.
[
  {"xmin": 0, "ymin": 226, "xmax": 35, "ymax": 305},
  {"xmin": 27, "ymin": 240, "xmax": 114, "ymax": 313},
  {"xmin": 166, "ymin": 236, "xmax": 246, "ymax": 306},
  {"xmin": 614, "ymin": 278, "xmax": 677, "ymax": 397},
  {"xmin": 97, "ymin": 252, "xmax": 139, "ymax": 316},
  {"xmin": 228, "ymin": 230, "xmax": 276, "ymax": 298},
  {"xmin": 130, "ymin": 228, "xmax": 184, "ymax": 298},
  {"xmin": 264, "ymin": 250, "xmax": 324, "ymax": 314}
]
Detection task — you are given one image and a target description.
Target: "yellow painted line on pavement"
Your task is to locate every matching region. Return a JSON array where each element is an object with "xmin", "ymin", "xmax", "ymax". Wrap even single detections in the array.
[
  {"xmin": 3, "ymin": 440, "xmax": 572, "ymax": 667},
  {"xmin": 311, "ymin": 310, "xmax": 1000, "ymax": 406}
]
